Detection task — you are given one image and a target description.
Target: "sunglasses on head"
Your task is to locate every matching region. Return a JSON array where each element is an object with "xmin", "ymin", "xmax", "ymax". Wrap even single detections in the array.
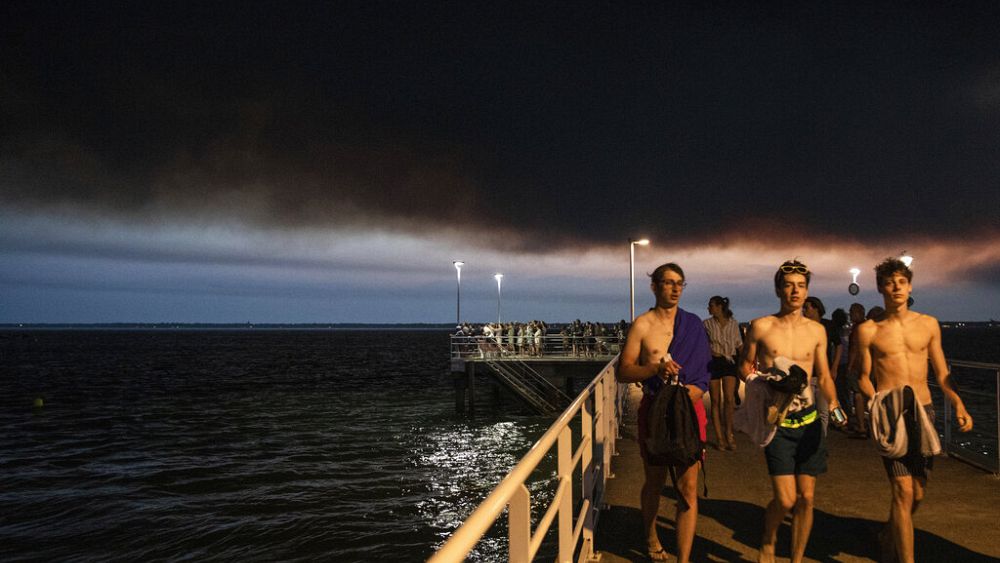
[{"xmin": 779, "ymin": 263, "xmax": 810, "ymax": 274}]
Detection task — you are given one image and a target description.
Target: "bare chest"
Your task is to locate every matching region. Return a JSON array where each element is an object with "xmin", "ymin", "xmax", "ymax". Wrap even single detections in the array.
[
  {"xmin": 640, "ymin": 324, "xmax": 675, "ymax": 363},
  {"xmin": 872, "ymin": 323, "xmax": 930, "ymax": 358},
  {"xmin": 758, "ymin": 325, "xmax": 817, "ymax": 365}
]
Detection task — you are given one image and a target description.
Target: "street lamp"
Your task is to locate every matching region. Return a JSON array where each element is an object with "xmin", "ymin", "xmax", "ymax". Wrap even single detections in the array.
[
  {"xmin": 899, "ymin": 252, "xmax": 914, "ymax": 306},
  {"xmin": 629, "ymin": 238, "xmax": 650, "ymax": 320},
  {"xmin": 453, "ymin": 261, "xmax": 464, "ymax": 326},
  {"xmin": 848, "ymin": 267, "xmax": 861, "ymax": 296},
  {"xmin": 494, "ymin": 273, "xmax": 504, "ymax": 325}
]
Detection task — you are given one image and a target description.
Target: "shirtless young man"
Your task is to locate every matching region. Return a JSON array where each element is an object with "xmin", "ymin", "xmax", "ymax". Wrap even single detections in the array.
[
  {"xmin": 740, "ymin": 260, "xmax": 844, "ymax": 563},
  {"xmin": 855, "ymin": 257, "xmax": 973, "ymax": 563},
  {"xmin": 617, "ymin": 263, "xmax": 711, "ymax": 563}
]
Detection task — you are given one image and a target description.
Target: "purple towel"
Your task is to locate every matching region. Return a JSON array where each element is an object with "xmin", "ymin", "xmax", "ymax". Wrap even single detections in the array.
[{"xmin": 643, "ymin": 307, "xmax": 712, "ymax": 394}]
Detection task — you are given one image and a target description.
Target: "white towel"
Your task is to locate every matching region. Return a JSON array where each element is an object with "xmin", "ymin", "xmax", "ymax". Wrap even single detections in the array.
[{"xmin": 869, "ymin": 386, "xmax": 941, "ymax": 459}]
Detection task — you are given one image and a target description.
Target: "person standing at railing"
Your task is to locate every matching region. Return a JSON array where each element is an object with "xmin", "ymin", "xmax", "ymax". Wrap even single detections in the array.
[
  {"xmin": 616, "ymin": 262, "xmax": 710, "ymax": 563},
  {"xmin": 855, "ymin": 257, "xmax": 973, "ymax": 563},
  {"xmin": 704, "ymin": 296, "xmax": 742, "ymax": 450},
  {"xmin": 739, "ymin": 260, "xmax": 845, "ymax": 563}
]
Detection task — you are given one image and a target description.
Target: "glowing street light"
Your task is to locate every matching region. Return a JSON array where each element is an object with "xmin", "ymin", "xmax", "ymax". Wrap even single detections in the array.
[
  {"xmin": 453, "ymin": 261, "xmax": 464, "ymax": 326},
  {"xmin": 899, "ymin": 252, "xmax": 914, "ymax": 306},
  {"xmin": 629, "ymin": 238, "xmax": 650, "ymax": 320},
  {"xmin": 848, "ymin": 267, "xmax": 861, "ymax": 296},
  {"xmin": 494, "ymin": 273, "xmax": 504, "ymax": 325}
]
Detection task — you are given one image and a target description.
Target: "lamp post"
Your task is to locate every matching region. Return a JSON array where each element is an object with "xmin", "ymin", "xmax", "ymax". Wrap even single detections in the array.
[
  {"xmin": 899, "ymin": 252, "xmax": 914, "ymax": 306},
  {"xmin": 453, "ymin": 261, "xmax": 464, "ymax": 326},
  {"xmin": 849, "ymin": 267, "xmax": 861, "ymax": 296},
  {"xmin": 629, "ymin": 238, "xmax": 650, "ymax": 320},
  {"xmin": 494, "ymin": 273, "xmax": 503, "ymax": 325}
]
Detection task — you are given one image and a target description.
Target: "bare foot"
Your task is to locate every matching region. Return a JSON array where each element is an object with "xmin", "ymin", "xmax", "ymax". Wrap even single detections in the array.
[
  {"xmin": 757, "ymin": 546, "xmax": 776, "ymax": 563},
  {"xmin": 647, "ymin": 545, "xmax": 670, "ymax": 561}
]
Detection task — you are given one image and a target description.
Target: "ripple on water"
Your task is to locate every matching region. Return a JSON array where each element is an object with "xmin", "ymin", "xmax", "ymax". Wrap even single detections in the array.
[{"xmin": 0, "ymin": 330, "xmax": 551, "ymax": 561}]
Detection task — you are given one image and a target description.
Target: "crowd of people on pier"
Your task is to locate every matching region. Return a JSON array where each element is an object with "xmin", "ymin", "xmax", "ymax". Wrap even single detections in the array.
[
  {"xmin": 452, "ymin": 319, "xmax": 628, "ymax": 358},
  {"xmin": 615, "ymin": 258, "xmax": 973, "ymax": 563}
]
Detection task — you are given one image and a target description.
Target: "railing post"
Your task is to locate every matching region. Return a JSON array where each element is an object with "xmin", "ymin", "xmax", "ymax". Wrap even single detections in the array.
[
  {"xmin": 581, "ymin": 381, "xmax": 596, "ymax": 561},
  {"xmin": 509, "ymin": 484, "xmax": 531, "ymax": 563},
  {"xmin": 557, "ymin": 427, "xmax": 573, "ymax": 562},
  {"xmin": 607, "ymin": 371, "xmax": 618, "ymax": 460},
  {"xmin": 944, "ymin": 362, "xmax": 952, "ymax": 449},
  {"xmin": 995, "ymin": 368, "xmax": 999, "ymax": 474}
]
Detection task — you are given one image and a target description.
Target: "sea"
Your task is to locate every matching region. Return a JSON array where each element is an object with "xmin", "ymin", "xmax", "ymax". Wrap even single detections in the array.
[{"xmin": 1, "ymin": 326, "xmax": 997, "ymax": 562}]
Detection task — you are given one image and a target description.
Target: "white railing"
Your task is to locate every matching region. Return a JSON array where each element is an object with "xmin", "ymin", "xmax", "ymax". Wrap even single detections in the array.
[
  {"xmin": 934, "ymin": 360, "xmax": 1000, "ymax": 474},
  {"xmin": 429, "ymin": 356, "xmax": 626, "ymax": 563},
  {"xmin": 450, "ymin": 334, "xmax": 623, "ymax": 359}
]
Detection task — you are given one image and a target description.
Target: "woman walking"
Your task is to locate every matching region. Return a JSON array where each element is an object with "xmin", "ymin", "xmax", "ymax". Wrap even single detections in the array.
[{"xmin": 704, "ymin": 296, "xmax": 742, "ymax": 450}]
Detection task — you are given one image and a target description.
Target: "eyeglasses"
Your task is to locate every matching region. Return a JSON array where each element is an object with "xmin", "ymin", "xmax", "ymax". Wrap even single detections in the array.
[
  {"xmin": 779, "ymin": 263, "xmax": 810, "ymax": 274},
  {"xmin": 655, "ymin": 280, "xmax": 687, "ymax": 288}
]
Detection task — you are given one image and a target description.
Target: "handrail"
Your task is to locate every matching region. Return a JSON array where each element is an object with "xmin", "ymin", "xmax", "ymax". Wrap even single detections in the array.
[
  {"xmin": 450, "ymin": 334, "xmax": 622, "ymax": 359},
  {"xmin": 429, "ymin": 355, "xmax": 624, "ymax": 563},
  {"xmin": 486, "ymin": 359, "xmax": 558, "ymax": 413},
  {"xmin": 933, "ymin": 359, "xmax": 1000, "ymax": 474},
  {"xmin": 504, "ymin": 358, "xmax": 573, "ymax": 407}
]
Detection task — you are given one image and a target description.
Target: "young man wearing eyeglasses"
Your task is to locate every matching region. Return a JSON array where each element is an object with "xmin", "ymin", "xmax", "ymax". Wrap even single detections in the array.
[
  {"xmin": 855, "ymin": 257, "xmax": 973, "ymax": 563},
  {"xmin": 617, "ymin": 263, "xmax": 711, "ymax": 563},
  {"xmin": 739, "ymin": 260, "xmax": 845, "ymax": 563}
]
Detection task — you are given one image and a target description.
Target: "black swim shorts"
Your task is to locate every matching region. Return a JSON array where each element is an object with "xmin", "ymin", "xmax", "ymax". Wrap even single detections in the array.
[{"xmin": 764, "ymin": 418, "xmax": 828, "ymax": 476}]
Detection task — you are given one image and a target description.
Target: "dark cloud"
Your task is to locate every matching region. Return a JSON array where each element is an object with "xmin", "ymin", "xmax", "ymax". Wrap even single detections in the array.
[
  {"xmin": 3, "ymin": 3, "xmax": 1000, "ymax": 250},
  {"xmin": 966, "ymin": 261, "xmax": 1000, "ymax": 285}
]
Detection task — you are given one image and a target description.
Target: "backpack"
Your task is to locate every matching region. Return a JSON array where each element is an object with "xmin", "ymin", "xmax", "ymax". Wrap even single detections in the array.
[
  {"xmin": 645, "ymin": 381, "xmax": 708, "ymax": 509},
  {"xmin": 645, "ymin": 382, "xmax": 703, "ymax": 467}
]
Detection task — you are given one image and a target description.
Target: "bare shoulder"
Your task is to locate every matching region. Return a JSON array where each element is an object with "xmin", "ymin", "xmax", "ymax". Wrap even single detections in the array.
[
  {"xmin": 749, "ymin": 314, "xmax": 776, "ymax": 333},
  {"xmin": 858, "ymin": 318, "xmax": 879, "ymax": 338},
  {"xmin": 628, "ymin": 311, "xmax": 655, "ymax": 334},
  {"xmin": 915, "ymin": 312, "xmax": 942, "ymax": 336},
  {"xmin": 916, "ymin": 311, "xmax": 940, "ymax": 326}
]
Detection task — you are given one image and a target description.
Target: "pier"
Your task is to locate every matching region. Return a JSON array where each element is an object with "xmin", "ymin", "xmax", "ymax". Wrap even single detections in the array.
[
  {"xmin": 450, "ymin": 334, "xmax": 622, "ymax": 415},
  {"xmin": 594, "ymin": 384, "xmax": 1000, "ymax": 562},
  {"xmin": 431, "ymin": 357, "xmax": 1000, "ymax": 562}
]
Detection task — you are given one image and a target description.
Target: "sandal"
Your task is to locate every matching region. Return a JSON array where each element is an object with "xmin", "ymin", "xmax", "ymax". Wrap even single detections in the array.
[{"xmin": 648, "ymin": 547, "xmax": 670, "ymax": 561}]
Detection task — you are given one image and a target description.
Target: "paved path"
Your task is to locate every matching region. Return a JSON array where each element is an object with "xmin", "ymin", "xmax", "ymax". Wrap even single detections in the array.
[{"xmin": 594, "ymin": 385, "xmax": 1000, "ymax": 562}]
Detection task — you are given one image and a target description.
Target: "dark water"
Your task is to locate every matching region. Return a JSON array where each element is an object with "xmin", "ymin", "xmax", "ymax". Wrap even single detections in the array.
[
  {"xmin": 1, "ymin": 327, "xmax": 997, "ymax": 562},
  {"xmin": 0, "ymin": 330, "xmax": 552, "ymax": 562}
]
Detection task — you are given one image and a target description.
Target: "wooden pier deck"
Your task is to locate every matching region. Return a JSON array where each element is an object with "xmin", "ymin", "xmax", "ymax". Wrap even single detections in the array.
[{"xmin": 594, "ymin": 385, "xmax": 1000, "ymax": 562}]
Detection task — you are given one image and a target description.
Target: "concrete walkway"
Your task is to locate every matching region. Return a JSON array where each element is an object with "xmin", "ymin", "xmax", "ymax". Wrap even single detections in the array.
[{"xmin": 594, "ymin": 385, "xmax": 1000, "ymax": 562}]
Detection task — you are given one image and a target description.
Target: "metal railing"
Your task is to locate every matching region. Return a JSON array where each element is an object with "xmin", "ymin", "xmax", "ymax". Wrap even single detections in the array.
[
  {"xmin": 484, "ymin": 356, "xmax": 573, "ymax": 414},
  {"xmin": 429, "ymin": 356, "xmax": 626, "ymax": 563},
  {"xmin": 933, "ymin": 360, "xmax": 1000, "ymax": 474},
  {"xmin": 450, "ymin": 334, "xmax": 623, "ymax": 360}
]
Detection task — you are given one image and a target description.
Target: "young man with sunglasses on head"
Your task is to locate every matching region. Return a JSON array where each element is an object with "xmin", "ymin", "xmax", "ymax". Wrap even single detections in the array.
[
  {"xmin": 740, "ymin": 260, "xmax": 845, "ymax": 563},
  {"xmin": 855, "ymin": 257, "xmax": 973, "ymax": 563},
  {"xmin": 617, "ymin": 263, "xmax": 711, "ymax": 563}
]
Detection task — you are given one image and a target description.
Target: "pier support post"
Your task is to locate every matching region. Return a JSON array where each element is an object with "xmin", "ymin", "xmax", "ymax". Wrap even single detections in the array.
[
  {"xmin": 453, "ymin": 372, "xmax": 466, "ymax": 415},
  {"xmin": 467, "ymin": 362, "xmax": 476, "ymax": 416}
]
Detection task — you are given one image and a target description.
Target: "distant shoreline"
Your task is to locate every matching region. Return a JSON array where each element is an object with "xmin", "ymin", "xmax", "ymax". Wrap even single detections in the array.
[
  {"xmin": 0, "ymin": 323, "xmax": 458, "ymax": 330},
  {"xmin": 1, "ymin": 321, "xmax": 996, "ymax": 330}
]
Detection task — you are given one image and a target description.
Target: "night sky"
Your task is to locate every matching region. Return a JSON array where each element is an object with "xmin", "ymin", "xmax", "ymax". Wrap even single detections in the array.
[{"xmin": 2, "ymin": 3, "xmax": 999, "ymax": 323}]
